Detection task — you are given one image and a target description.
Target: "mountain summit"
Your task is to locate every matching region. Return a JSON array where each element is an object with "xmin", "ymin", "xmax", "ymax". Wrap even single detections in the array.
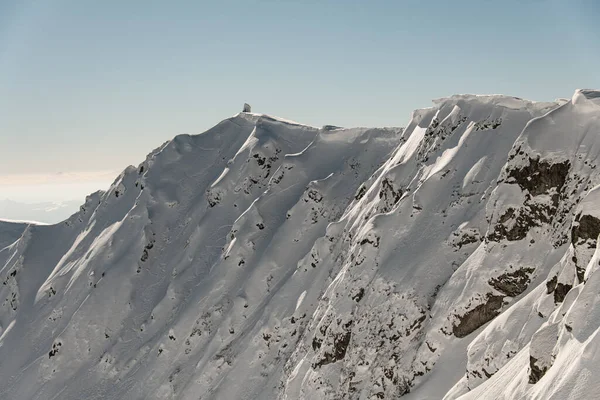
[{"xmin": 1, "ymin": 91, "xmax": 600, "ymax": 399}]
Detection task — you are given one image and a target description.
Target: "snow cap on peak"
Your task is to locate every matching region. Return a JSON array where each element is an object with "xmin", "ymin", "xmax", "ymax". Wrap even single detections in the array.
[
  {"xmin": 234, "ymin": 111, "xmax": 319, "ymax": 129},
  {"xmin": 572, "ymin": 89, "xmax": 600, "ymax": 106},
  {"xmin": 432, "ymin": 93, "xmax": 542, "ymax": 110}
]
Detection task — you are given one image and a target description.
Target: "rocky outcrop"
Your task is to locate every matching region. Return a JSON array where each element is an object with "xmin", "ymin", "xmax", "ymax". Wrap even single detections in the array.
[
  {"xmin": 453, "ymin": 294, "xmax": 505, "ymax": 338},
  {"xmin": 528, "ymin": 356, "xmax": 547, "ymax": 384},
  {"xmin": 571, "ymin": 213, "xmax": 600, "ymax": 281},
  {"xmin": 507, "ymin": 157, "xmax": 570, "ymax": 198},
  {"xmin": 312, "ymin": 329, "xmax": 352, "ymax": 369},
  {"xmin": 489, "ymin": 156, "xmax": 571, "ymax": 243},
  {"xmin": 571, "ymin": 214, "xmax": 600, "ymax": 244},
  {"xmin": 488, "ymin": 267, "xmax": 534, "ymax": 297},
  {"xmin": 377, "ymin": 178, "xmax": 403, "ymax": 213},
  {"xmin": 489, "ymin": 207, "xmax": 532, "ymax": 242},
  {"xmin": 528, "ymin": 323, "xmax": 559, "ymax": 384}
]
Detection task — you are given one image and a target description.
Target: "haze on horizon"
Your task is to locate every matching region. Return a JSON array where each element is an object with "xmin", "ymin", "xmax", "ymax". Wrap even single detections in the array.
[{"xmin": 1, "ymin": 0, "xmax": 599, "ymax": 219}]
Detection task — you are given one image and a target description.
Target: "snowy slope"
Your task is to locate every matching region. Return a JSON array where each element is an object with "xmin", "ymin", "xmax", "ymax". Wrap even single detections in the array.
[
  {"xmin": 1, "ymin": 91, "xmax": 600, "ymax": 400},
  {"xmin": 0, "ymin": 220, "xmax": 28, "ymax": 252}
]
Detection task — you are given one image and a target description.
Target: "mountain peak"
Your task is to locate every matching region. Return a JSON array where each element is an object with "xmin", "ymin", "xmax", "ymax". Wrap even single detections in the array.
[
  {"xmin": 1, "ymin": 91, "xmax": 600, "ymax": 399},
  {"xmin": 572, "ymin": 88, "xmax": 600, "ymax": 106},
  {"xmin": 432, "ymin": 93, "xmax": 561, "ymax": 112}
]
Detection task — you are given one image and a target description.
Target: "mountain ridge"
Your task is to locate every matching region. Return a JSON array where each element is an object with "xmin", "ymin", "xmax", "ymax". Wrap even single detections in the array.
[{"xmin": 1, "ymin": 90, "xmax": 600, "ymax": 399}]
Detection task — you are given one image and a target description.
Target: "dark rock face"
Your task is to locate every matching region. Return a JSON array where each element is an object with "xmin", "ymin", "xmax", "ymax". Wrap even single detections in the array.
[
  {"xmin": 489, "ymin": 158, "xmax": 571, "ymax": 242},
  {"xmin": 354, "ymin": 184, "xmax": 367, "ymax": 201},
  {"xmin": 489, "ymin": 207, "xmax": 530, "ymax": 242},
  {"xmin": 546, "ymin": 275, "xmax": 572, "ymax": 303},
  {"xmin": 378, "ymin": 178, "xmax": 403, "ymax": 213},
  {"xmin": 571, "ymin": 214, "xmax": 600, "ymax": 244},
  {"xmin": 312, "ymin": 330, "xmax": 352, "ymax": 369},
  {"xmin": 206, "ymin": 189, "xmax": 223, "ymax": 207},
  {"xmin": 546, "ymin": 276, "xmax": 558, "ymax": 294},
  {"xmin": 489, "ymin": 203, "xmax": 555, "ymax": 242},
  {"xmin": 453, "ymin": 294, "xmax": 504, "ymax": 338},
  {"xmin": 570, "ymin": 213, "xmax": 600, "ymax": 282},
  {"xmin": 507, "ymin": 158, "xmax": 570, "ymax": 198},
  {"xmin": 474, "ymin": 118, "xmax": 502, "ymax": 131},
  {"xmin": 416, "ymin": 114, "xmax": 467, "ymax": 163},
  {"xmin": 48, "ymin": 341, "xmax": 62, "ymax": 359},
  {"xmin": 488, "ymin": 267, "xmax": 534, "ymax": 297},
  {"xmin": 529, "ymin": 356, "xmax": 548, "ymax": 384},
  {"xmin": 553, "ymin": 282, "xmax": 572, "ymax": 304},
  {"xmin": 449, "ymin": 228, "xmax": 481, "ymax": 251}
]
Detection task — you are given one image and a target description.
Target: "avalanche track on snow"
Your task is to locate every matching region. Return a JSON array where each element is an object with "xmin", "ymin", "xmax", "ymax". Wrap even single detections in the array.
[{"xmin": 1, "ymin": 90, "xmax": 600, "ymax": 399}]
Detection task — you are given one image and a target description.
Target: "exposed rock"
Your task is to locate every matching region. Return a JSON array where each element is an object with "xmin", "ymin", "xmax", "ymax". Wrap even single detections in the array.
[
  {"xmin": 546, "ymin": 275, "xmax": 558, "ymax": 294},
  {"xmin": 528, "ymin": 356, "xmax": 548, "ymax": 384},
  {"xmin": 351, "ymin": 287, "xmax": 365, "ymax": 302},
  {"xmin": 48, "ymin": 341, "xmax": 62, "ymax": 359},
  {"xmin": 453, "ymin": 294, "xmax": 504, "ymax": 338},
  {"xmin": 488, "ymin": 157, "xmax": 571, "ymax": 243},
  {"xmin": 525, "ymin": 318, "xmax": 559, "ymax": 386},
  {"xmin": 488, "ymin": 267, "xmax": 534, "ymax": 297},
  {"xmin": 507, "ymin": 158, "xmax": 570, "ymax": 197},
  {"xmin": 417, "ymin": 114, "xmax": 467, "ymax": 162},
  {"xmin": 489, "ymin": 207, "xmax": 533, "ymax": 242},
  {"xmin": 354, "ymin": 184, "xmax": 367, "ymax": 201},
  {"xmin": 474, "ymin": 118, "xmax": 502, "ymax": 131},
  {"xmin": 378, "ymin": 178, "xmax": 403, "ymax": 213},
  {"xmin": 450, "ymin": 228, "xmax": 481, "ymax": 250},
  {"xmin": 569, "ymin": 213, "xmax": 600, "ymax": 282},
  {"xmin": 571, "ymin": 214, "xmax": 600, "ymax": 244},
  {"xmin": 489, "ymin": 192, "xmax": 562, "ymax": 243},
  {"xmin": 312, "ymin": 330, "xmax": 352, "ymax": 369},
  {"xmin": 553, "ymin": 282, "xmax": 572, "ymax": 304},
  {"xmin": 206, "ymin": 188, "xmax": 223, "ymax": 207},
  {"xmin": 545, "ymin": 270, "xmax": 573, "ymax": 303}
]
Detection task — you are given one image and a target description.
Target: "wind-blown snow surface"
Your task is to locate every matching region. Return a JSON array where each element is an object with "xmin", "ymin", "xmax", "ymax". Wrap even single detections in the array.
[{"xmin": 1, "ymin": 90, "xmax": 600, "ymax": 399}]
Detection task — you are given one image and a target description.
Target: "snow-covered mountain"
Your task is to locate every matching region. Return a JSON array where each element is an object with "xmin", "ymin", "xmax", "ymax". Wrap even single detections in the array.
[
  {"xmin": 0, "ymin": 220, "xmax": 28, "ymax": 250},
  {"xmin": 1, "ymin": 90, "xmax": 600, "ymax": 400}
]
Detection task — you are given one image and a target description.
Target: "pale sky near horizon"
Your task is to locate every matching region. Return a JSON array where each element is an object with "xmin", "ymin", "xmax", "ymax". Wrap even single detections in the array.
[{"xmin": 1, "ymin": 0, "xmax": 600, "ymax": 204}]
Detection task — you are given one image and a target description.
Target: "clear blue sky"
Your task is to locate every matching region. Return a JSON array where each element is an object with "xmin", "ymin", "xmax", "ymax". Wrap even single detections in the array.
[{"xmin": 0, "ymin": 0, "xmax": 599, "ymax": 188}]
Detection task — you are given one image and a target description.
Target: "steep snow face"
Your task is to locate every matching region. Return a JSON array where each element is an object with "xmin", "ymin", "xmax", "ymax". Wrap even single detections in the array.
[
  {"xmin": 0, "ymin": 220, "xmax": 28, "ymax": 251},
  {"xmin": 445, "ymin": 90, "xmax": 600, "ymax": 400},
  {"xmin": 1, "ymin": 91, "xmax": 600, "ymax": 400},
  {"xmin": 280, "ymin": 95, "xmax": 559, "ymax": 400},
  {"xmin": 0, "ymin": 113, "xmax": 402, "ymax": 400}
]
